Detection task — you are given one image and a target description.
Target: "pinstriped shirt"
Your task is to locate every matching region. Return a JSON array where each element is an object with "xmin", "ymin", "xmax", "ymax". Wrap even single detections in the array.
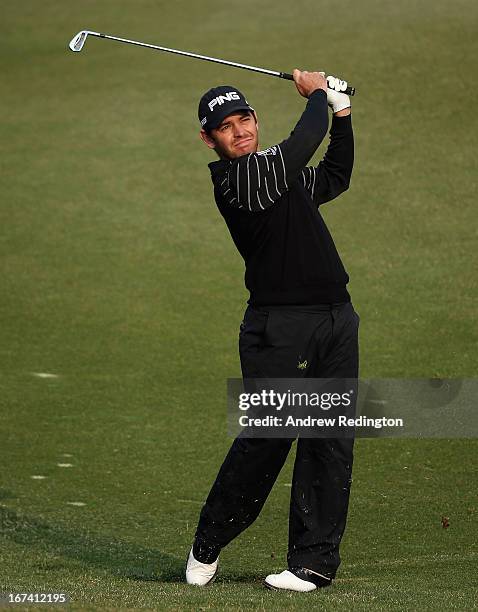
[{"xmin": 208, "ymin": 89, "xmax": 354, "ymax": 306}]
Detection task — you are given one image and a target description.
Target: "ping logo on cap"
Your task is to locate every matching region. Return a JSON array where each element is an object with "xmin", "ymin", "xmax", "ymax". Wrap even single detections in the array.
[{"xmin": 208, "ymin": 91, "xmax": 241, "ymax": 111}]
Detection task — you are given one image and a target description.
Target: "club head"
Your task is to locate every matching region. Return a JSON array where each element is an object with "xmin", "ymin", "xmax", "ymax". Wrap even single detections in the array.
[{"xmin": 69, "ymin": 30, "xmax": 90, "ymax": 52}]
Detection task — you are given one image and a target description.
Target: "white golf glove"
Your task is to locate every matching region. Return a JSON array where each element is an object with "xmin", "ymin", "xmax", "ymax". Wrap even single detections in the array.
[{"xmin": 326, "ymin": 75, "xmax": 350, "ymax": 113}]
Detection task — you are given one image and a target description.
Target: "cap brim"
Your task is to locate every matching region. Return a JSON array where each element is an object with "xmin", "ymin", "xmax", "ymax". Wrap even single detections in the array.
[{"xmin": 207, "ymin": 104, "xmax": 255, "ymax": 130}]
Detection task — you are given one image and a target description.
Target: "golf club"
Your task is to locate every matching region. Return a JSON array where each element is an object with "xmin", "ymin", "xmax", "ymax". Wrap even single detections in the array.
[{"xmin": 68, "ymin": 30, "xmax": 356, "ymax": 96}]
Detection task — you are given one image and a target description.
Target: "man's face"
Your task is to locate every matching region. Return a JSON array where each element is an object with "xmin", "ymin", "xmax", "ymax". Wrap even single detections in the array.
[{"xmin": 200, "ymin": 111, "xmax": 259, "ymax": 159}]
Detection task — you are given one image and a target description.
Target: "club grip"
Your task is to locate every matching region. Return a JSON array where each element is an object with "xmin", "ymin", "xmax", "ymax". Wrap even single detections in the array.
[{"xmin": 280, "ymin": 72, "xmax": 355, "ymax": 96}]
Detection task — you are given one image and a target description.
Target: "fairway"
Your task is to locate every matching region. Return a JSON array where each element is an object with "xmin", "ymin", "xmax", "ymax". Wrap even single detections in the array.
[{"xmin": 1, "ymin": 1, "xmax": 477, "ymax": 610}]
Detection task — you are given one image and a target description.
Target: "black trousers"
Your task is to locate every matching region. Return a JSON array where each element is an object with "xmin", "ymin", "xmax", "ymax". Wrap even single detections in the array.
[{"xmin": 195, "ymin": 302, "xmax": 359, "ymax": 577}]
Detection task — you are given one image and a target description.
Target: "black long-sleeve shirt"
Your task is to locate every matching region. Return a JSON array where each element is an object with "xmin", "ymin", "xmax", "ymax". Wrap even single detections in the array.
[{"xmin": 208, "ymin": 89, "xmax": 354, "ymax": 306}]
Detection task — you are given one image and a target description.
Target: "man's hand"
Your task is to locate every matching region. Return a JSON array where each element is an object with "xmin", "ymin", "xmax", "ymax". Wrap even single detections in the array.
[
  {"xmin": 325, "ymin": 75, "xmax": 351, "ymax": 115},
  {"xmin": 293, "ymin": 69, "xmax": 328, "ymax": 99}
]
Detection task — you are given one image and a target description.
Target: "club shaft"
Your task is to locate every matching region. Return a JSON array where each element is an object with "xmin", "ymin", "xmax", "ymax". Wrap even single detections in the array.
[
  {"xmin": 94, "ymin": 32, "xmax": 284, "ymax": 76},
  {"xmin": 85, "ymin": 32, "xmax": 356, "ymax": 96}
]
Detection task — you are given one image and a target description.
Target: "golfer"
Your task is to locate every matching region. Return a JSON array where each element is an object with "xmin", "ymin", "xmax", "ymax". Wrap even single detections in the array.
[{"xmin": 186, "ymin": 70, "xmax": 359, "ymax": 592}]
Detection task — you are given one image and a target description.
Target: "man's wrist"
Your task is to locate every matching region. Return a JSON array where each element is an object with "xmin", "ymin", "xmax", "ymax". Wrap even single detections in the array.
[
  {"xmin": 334, "ymin": 108, "xmax": 351, "ymax": 117},
  {"xmin": 309, "ymin": 88, "xmax": 327, "ymax": 99}
]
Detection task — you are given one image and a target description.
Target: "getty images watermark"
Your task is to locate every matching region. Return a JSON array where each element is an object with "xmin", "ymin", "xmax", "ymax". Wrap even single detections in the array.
[{"xmin": 227, "ymin": 379, "xmax": 478, "ymax": 438}]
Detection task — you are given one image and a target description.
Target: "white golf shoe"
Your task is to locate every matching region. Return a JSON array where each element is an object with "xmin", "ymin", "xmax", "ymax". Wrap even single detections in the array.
[
  {"xmin": 185, "ymin": 548, "xmax": 218, "ymax": 586},
  {"xmin": 264, "ymin": 569, "xmax": 317, "ymax": 592},
  {"xmin": 264, "ymin": 567, "xmax": 333, "ymax": 592}
]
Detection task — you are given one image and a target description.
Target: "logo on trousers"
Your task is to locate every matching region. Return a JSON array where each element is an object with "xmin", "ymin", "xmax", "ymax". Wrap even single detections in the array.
[{"xmin": 297, "ymin": 358, "xmax": 308, "ymax": 370}]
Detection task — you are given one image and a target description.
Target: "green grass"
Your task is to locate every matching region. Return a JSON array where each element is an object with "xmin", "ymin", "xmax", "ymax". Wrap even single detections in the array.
[{"xmin": 1, "ymin": 0, "xmax": 477, "ymax": 609}]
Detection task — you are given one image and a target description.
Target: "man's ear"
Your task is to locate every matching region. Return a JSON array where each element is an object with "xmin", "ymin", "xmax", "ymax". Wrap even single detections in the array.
[
  {"xmin": 200, "ymin": 129, "xmax": 216, "ymax": 150},
  {"xmin": 253, "ymin": 111, "xmax": 259, "ymax": 131}
]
